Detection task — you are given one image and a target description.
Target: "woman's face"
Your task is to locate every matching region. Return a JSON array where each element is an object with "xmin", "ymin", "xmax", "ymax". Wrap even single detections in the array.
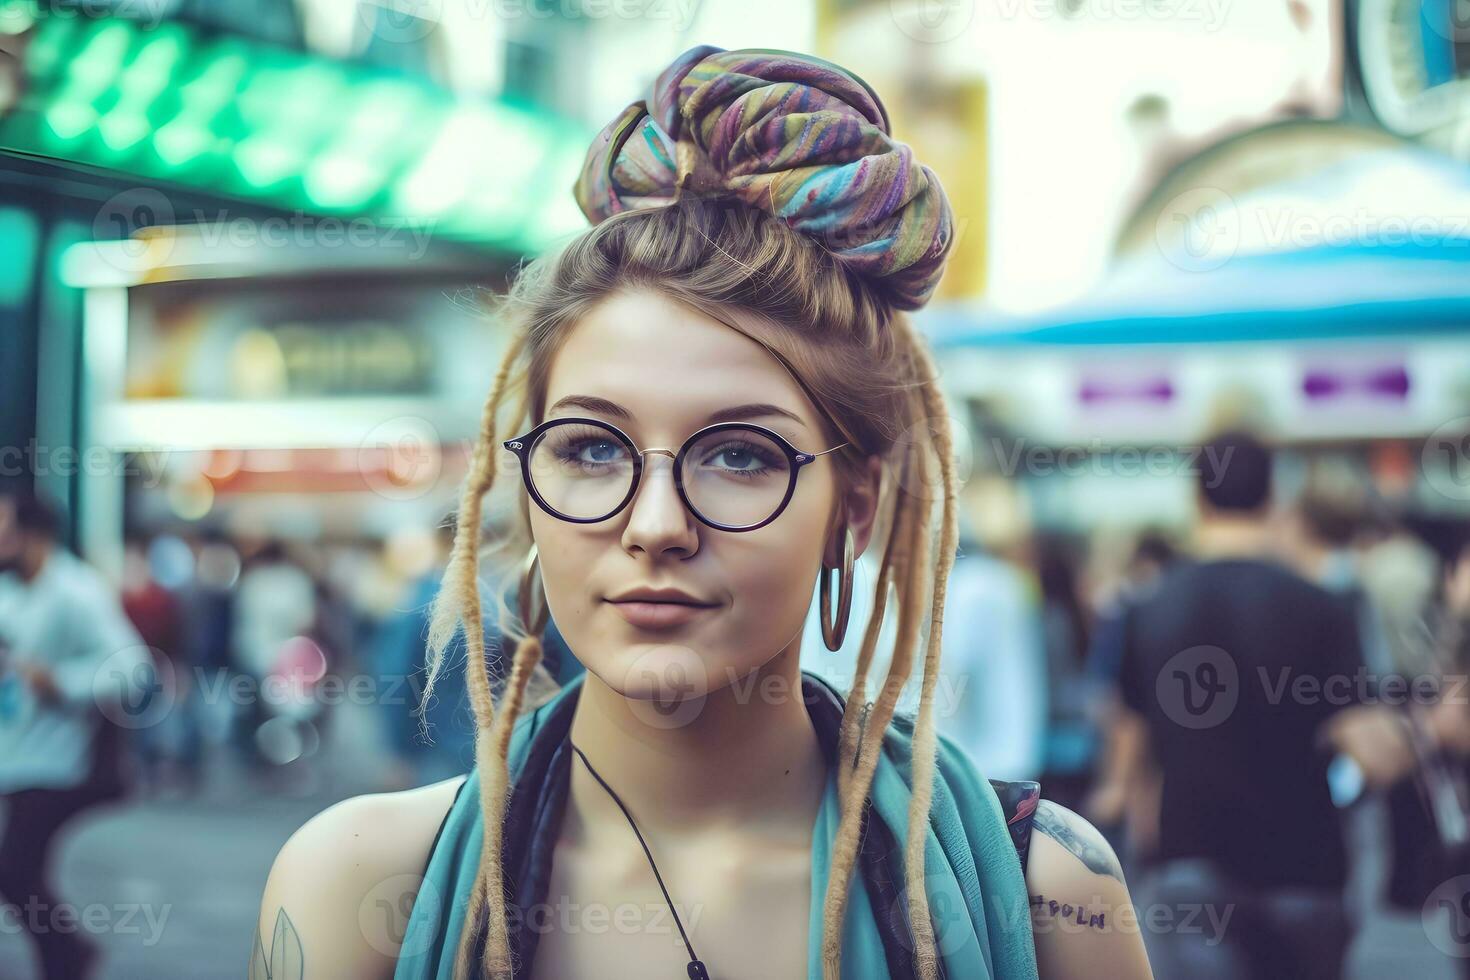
[{"xmin": 527, "ymin": 287, "xmax": 878, "ymax": 703}]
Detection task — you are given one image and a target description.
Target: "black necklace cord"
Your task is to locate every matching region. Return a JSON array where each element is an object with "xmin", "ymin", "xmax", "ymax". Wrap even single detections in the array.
[{"xmin": 568, "ymin": 742, "xmax": 711, "ymax": 980}]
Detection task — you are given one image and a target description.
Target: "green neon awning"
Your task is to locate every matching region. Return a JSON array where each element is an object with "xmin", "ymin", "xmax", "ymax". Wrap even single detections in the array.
[{"xmin": 0, "ymin": 4, "xmax": 594, "ymax": 253}]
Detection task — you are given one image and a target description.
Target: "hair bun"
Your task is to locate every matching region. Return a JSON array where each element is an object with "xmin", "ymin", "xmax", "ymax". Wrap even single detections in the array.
[{"xmin": 572, "ymin": 44, "xmax": 956, "ymax": 311}]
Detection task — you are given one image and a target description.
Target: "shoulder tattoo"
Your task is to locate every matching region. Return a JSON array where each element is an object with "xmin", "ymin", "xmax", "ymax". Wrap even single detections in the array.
[
  {"xmin": 250, "ymin": 908, "xmax": 304, "ymax": 980},
  {"xmin": 1032, "ymin": 799, "xmax": 1124, "ymax": 884}
]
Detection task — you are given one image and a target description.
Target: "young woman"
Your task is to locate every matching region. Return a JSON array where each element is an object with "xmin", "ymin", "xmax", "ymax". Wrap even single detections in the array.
[{"xmin": 253, "ymin": 45, "xmax": 1155, "ymax": 980}]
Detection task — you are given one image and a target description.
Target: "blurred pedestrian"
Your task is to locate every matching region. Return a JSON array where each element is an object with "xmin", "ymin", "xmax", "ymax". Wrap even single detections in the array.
[
  {"xmin": 230, "ymin": 540, "xmax": 315, "ymax": 774},
  {"xmin": 1035, "ymin": 534, "xmax": 1096, "ymax": 812},
  {"xmin": 1103, "ymin": 431, "xmax": 1418, "ymax": 980},
  {"xmin": 1084, "ymin": 531, "xmax": 1177, "ymax": 848},
  {"xmin": 170, "ymin": 531, "xmax": 238, "ymax": 791},
  {"xmin": 1381, "ymin": 537, "xmax": 1470, "ymax": 975},
  {"xmin": 1086, "ymin": 530, "xmax": 1179, "ymax": 690},
  {"xmin": 0, "ymin": 492, "xmax": 152, "ymax": 980},
  {"xmin": 369, "ymin": 522, "xmax": 478, "ymax": 790},
  {"xmin": 372, "ymin": 520, "xmax": 587, "ymax": 791},
  {"xmin": 937, "ymin": 544, "xmax": 1049, "ymax": 782},
  {"xmin": 120, "ymin": 533, "xmax": 181, "ymax": 793},
  {"xmin": 1358, "ymin": 521, "xmax": 1442, "ymax": 678},
  {"xmin": 1281, "ymin": 484, "xmax": 1391, "ymax": 675}
]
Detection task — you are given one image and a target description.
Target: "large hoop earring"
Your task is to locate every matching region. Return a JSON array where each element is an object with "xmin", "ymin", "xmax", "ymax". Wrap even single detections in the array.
[
  {"xmin": 820, "ymin": 526, "xmax": 855, "ymax": 651},
  {"xmin": 517, "ymin": 544, "xmax": 549, "ymax": 637}
]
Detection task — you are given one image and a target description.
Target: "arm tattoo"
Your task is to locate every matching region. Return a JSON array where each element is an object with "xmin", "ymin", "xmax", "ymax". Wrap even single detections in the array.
[
  {"xmin": 1033, "ymin": 800, "xmax": 1124, "ymax": 884},
  {"xmin": 250, "ymin": 908, "xmax": 305, "ymax": 980},
  {"xmin": 1030, "ymin": 892, "xmax": 1109, "ymax": 930}
]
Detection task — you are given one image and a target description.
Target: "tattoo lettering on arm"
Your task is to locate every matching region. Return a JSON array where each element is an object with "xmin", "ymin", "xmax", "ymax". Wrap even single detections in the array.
[
  {"xmin": 1030, "ymin": 892, "xmax": 1109, "ymax": 930},
  {"xmin": 1033, "ymin": 800, "xmax": 1124, "ymax": 884},
  {"xmin": 250, "ymin": 908, "xmax": 305, "ymax": 980}
]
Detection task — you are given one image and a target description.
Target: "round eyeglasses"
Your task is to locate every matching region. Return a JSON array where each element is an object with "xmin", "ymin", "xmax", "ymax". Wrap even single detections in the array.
[{"xmin": 503, "ymin": 417, "xmax": 849, "ymax": 532}]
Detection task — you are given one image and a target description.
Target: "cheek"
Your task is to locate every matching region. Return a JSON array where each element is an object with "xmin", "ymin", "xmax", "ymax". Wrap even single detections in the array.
[
  {"xmin": 714, "ymin": 496, "xmax": 831, "ymax": 666},
  {"xmin": 724, "ymin": 537, "xmax": 822, "ymax": 643},
  {"xmin": 528, "ymin": 516, "xmax": 594, "ymax": 624}
]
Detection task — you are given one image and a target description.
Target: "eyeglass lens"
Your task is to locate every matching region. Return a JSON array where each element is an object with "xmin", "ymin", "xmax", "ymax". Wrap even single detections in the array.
[{"xmin": 526, "ymin": 420, "xmax": 794, "ymax": 526}]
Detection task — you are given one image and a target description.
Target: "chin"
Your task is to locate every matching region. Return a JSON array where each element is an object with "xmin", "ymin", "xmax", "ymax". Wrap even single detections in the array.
[{"xmin": 587, "ymin": 641, "xmax": 715, "ymax": 703}]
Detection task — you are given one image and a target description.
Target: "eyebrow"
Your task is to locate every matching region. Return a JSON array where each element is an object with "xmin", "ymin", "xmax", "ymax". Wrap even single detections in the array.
[{"xmin": 547, "ymin": 395, "xmax": 808, "ymax": 429}]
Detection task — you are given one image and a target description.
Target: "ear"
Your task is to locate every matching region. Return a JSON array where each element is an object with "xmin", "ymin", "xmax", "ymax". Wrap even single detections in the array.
[{"xmin": 828, "ymin": 454, "xmax": 884, "ymax": 566}]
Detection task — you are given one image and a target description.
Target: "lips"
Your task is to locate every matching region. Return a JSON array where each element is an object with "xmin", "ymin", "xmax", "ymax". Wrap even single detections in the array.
[
  {"xmin": 605, "ymin": 599, "xmax": 717, "ymax": 629},
  {"xmin": 606, "ymin": 586, "xmax": 714, "ymax": 605}
]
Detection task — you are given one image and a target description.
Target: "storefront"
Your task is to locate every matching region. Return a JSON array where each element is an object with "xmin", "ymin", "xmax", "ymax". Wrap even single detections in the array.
[
  {"xmin": 0, "ymin": 1, "xmax": 589, "ymax": 558},
  {"xmin": 918, "ymin": 139, "xmax": 1470, "ymax": 532},
  {"xmin": 57, "ymin": 224, "xmax": 520, "ymax": 576}
]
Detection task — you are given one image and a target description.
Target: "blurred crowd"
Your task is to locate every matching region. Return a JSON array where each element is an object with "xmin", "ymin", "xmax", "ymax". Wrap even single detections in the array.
[
  {"xmin": 1, "ymin": 427, "xmax": 1468, "ymax": 978},
  {"xmin": 0, "ymin": 493, "xmax": 494, "ymax": 977},
  {"xmin": 932, "ymin": 431, "xmax": 1470, "ymax": 979}
]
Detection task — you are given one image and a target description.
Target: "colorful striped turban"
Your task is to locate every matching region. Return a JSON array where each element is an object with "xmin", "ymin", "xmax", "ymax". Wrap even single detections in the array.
[{"xmin": 572, "ymin": 45, "xmax": 956, "ymax": 311}]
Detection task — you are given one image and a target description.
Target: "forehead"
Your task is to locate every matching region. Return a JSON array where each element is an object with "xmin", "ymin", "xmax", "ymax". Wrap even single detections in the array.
[{"xmin": 544, "ymin": 289, "xmax": 818, "ymax": 435}]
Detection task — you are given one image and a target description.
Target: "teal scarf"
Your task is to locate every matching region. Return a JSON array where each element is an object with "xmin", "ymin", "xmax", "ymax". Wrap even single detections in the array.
[{"xmin": 395, "ymin": 671, "xmax": 1040, "ymax": 979}]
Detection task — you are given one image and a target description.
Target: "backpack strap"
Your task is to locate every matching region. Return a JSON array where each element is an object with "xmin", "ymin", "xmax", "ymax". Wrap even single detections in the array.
[{"xmin": 988, "ymin": 779, "xmax": 1042, "ymax": 876}]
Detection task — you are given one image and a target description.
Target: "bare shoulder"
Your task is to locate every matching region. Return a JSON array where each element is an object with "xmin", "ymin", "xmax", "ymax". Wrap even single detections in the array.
[
  {"xmin": 250, "ymin": 774, "xmax": 468, "ymax": 980},
  {"xmin": 1025, "ymin": 800, "xmax": 1155, "ymax": 980}
]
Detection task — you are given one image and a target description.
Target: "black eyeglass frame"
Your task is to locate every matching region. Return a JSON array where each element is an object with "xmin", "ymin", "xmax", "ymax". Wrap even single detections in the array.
[{"xmin": 503, "ymin": 416, "xmax": 849, "ymax": 532}]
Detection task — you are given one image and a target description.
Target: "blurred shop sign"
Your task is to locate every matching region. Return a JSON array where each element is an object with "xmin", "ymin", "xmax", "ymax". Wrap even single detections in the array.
[
  {"xmin": 126, "ymin": 295, "xmax": 442, "ymax": 400},
  {"xmin": 1300, "ymin": 358, "xmax": 1411, "ymax": 404},
  {"xmin": 918, "ymin": 129, "xmax": 1470, "ymax": 447},
  {"xmin": 61, "ymin": 224, "xmax": 504, "ymax": 453},
  {"xmin": 1078, "ymin": 372, "xmax": 1175, "ymax": 406},
  {"xmin": 0, "ymin": 3, "xmax": 591, "ymax": 252}
]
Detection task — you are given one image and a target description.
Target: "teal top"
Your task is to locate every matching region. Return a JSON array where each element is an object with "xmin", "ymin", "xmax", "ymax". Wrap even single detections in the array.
[{"xmin": 394, "ymin": 671, "xmax": 1041, "ymax": 979}]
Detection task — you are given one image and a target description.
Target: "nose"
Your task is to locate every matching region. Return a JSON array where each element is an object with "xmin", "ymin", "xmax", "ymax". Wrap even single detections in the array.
[{"xmin": 620, "ymin": 450, "xmax": 700, "ymax": 559}]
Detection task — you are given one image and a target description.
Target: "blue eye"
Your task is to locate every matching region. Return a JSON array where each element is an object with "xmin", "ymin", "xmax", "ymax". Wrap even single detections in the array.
[
  {"xmin": 540, "ymin": 424, "xmax": 632, "ymax": 472},
  {"xmin": 557, "ymin": 437, "xmax": 626, "ymax": 466},
  {"xmin": 699, "ymin": 440, "xmax": 784, "ymax": 478}
]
